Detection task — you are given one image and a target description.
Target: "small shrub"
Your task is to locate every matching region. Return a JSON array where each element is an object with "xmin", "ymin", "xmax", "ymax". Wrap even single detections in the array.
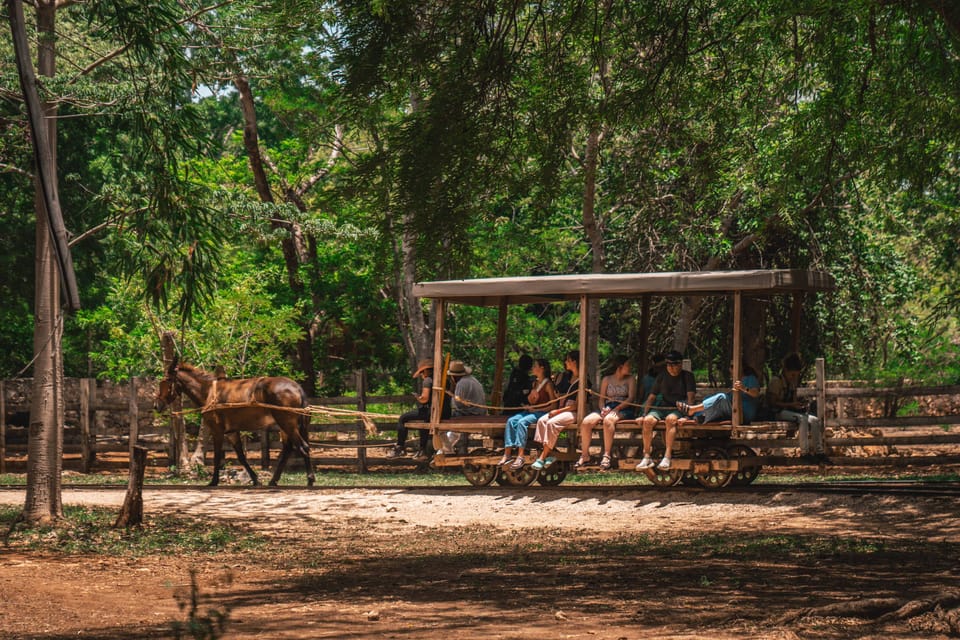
[{"xmin": 171, "ymin": 570, "xmax": 231, "ymax": 640}]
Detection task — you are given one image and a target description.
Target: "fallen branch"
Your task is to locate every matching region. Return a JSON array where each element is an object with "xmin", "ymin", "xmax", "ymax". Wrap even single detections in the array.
[
  {"xmin": 876, "ymin": 590, "xmax": 960, "ymax": 623},
  {"xmin": 944, "ymin": 606, "xmax": 960, "ymax": 636},
  {"xmin": 774, "ymin": 590, "xmax": 960, "ymax": 630},
  {"xmin": 774, "ymin": 597, "xmax": 904, "ymax": 625}
]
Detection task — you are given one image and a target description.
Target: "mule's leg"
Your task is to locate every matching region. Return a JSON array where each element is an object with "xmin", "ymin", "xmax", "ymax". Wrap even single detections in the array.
[
  {"xmin": 269, "ymin": 437, "xmax": 294, "ymax": 486},
  {"xmin": 228, "ymin": 432, "xmax": 260, "ymax": 486},
  {"xmin": 209, "ymin": 425, "xmax": 224, "ymax": 487},
  {"xmin": 298, "ymin": 414, "xmax": 315, "ymax": 486}
]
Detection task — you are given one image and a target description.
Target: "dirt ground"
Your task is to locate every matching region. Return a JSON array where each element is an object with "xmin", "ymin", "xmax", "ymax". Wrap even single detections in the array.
[{"xmin": 1, "ymin": 483, "xmax": 959, "ymax": 640}]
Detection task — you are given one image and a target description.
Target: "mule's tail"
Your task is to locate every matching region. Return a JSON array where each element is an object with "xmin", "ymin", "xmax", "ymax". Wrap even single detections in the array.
[{"xmin": 298, "ymin": 397, "xmax": 311, "ymax": 449}]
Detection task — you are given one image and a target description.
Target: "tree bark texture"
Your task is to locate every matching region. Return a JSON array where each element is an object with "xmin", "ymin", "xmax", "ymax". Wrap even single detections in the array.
[
  {"xmin": 161, "ymin": 332, "xmax": 190, "ymax": 471},
  {"xmin": 114, "ymin": 446, "xmax": 147, "ymax": 528},
  {"xmin": 6, "ymin": 0, "xmax": 79, "ymax": 310},
  {"xmin": 398, "ymin": 89, "xmax": 434, "ymax": 363},
  {"xmin": 582, "ymin": 124, "xmax": 604, "ymax": 385},
  {"xmin": 20, "ymin": 0, "xmax": 64, "ymax": 525}
]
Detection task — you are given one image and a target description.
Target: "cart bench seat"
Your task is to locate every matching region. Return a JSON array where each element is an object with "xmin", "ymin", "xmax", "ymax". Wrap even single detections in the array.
[{"xmin": 409, "ymin": 416, "xmax": 797, "ymax": 436}]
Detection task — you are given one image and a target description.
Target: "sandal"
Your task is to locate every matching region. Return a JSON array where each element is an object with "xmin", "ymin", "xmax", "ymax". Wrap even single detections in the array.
[
  {"xmin": 509, "ymin": 457, "xmax": 525, "ymax": 471},
  {"xmin": 497, "ymin": 456, "xmax": 513, "ymax": 467},
  {"xmin": 574, "ymin": 457, "xmax": 591, "ymax": 469},
  {"xmin": 599, "ymin": 454, "xmax": 612, "ymax": 470},
  {"xmin": 676, "ymin": 401, "xmax": 691, "ymax": 415}
]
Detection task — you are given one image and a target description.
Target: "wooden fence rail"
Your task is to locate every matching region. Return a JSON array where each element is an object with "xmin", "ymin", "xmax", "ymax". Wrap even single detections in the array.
[{"xmin": 2, "ymin": 361, "xmax": 960, "ymax": 473}]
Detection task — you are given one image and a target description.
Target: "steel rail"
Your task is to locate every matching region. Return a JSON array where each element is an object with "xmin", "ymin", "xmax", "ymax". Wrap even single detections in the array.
[{"xmin": 1, "ymin": 480, "xmax": 959, "ymax": 497}]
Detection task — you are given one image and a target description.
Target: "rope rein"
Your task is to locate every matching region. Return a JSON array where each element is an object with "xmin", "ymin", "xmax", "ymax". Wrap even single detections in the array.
[{"xmin": 172, "ymin": 385, "xmax": 683, "ymax": 421}]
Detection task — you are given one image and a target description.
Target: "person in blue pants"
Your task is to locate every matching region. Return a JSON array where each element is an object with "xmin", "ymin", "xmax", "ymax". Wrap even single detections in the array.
[{"xmin": 497, "ymin": 358, "xmax": 557, "ymax": 470}]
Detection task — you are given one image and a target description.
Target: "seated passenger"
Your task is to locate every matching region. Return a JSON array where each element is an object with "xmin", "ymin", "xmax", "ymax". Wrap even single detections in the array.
[
  {"xmin": 498, "ymin": 358, "xmax": 556, "ymax": 469},
  {"xmin": 530, "ymin": 350, "xmax": 582, "ymax": 471},
  {"xmin": 442, "ymin": 359, "xmax": 486, "ymax": 454},
  {"xmin": 768, "ymin": 352, "xmax": 821, "ymax": 448},
  {"xmin": 636, "ymin": 350, "xmax": 696, "ymax": 471},
  {"xmin": 387, "ymin": 359, "xmax": 452, "ymax": 460},
  {"xmin": 576, "ymin": 355, "xmax": 636, "ymax": 470},
  {"xmin": 678, "ymin": 361, "xmax": 760, "ymax": 424}
]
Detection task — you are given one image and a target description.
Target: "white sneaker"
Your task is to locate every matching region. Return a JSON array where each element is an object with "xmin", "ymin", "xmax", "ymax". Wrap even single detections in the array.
[
  {"xmin": 657, "ymin": 457, "xmax": 672, "ymax": 470},
  {"xmin": 636, "ymin": 456, "xmax": 654, "ymax": 470}
]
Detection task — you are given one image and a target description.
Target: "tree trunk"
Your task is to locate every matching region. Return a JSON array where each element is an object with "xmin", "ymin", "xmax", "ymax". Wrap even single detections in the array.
[
  {"xmin": 580, "ymin": 3, "xmax": 612, "ymax": 383},
  {"xmin": 21, "ymin": 0, "xmax": 63, "ymax": 525},
  {"xmin": 398, "ymin": 89, "xmax": 433, "ymax": 363},
  {"xmin": 233, "ymin": 69, "xmax": 317, "ymax": 394},
  {"xmin": 114, "ymin": 446, "xmax": 147, "ymax": 528},
  {"xmin": 581, "ymin": 124, "xmax": 605, "ymax": 385},
  {"xmin": 400, "ymin": 208, "xmax": 432, "ymax": 361},
  {"xmin": 161, "ymin": 332, "xmax": 190, "ymax": 472},
  {"xmin": 671, "ymin": 203, "xmax": 745, "ymax": 352}
]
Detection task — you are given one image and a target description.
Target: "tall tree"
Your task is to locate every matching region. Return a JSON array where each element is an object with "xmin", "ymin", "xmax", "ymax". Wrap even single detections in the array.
[
  {"xmin": 8, "ymin": 0, "xmax": 70, "ymax": 524},
  {"xmin": 3, "ymin": 0, "xmax": 225, "ymax": 522}
]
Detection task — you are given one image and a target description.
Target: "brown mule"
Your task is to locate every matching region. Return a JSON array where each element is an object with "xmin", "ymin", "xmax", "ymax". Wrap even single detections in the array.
[{"xmin": 155, "ymin": 357, "xmax": 315, "ymax": 486}]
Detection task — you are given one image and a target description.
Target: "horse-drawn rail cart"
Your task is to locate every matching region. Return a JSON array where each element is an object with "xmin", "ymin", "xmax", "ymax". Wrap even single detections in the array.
[{"xmin": 411, "ymin": 269, "xmax": 836, "ymax": 488}]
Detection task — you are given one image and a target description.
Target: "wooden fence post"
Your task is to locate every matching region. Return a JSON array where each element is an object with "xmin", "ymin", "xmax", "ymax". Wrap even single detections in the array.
[
  {"xmin": 0, "ymin": 380, "xmax": 5, "ymax": 475},
  {"xmin": 356, "ymin": 369, "xmax": 368, "ymax": 474},
  {"xmin": 815, "ymin": 358, "xmax": 827, "ymax": 455},
  {"xmin": 80, "ymin": 378, "xmax": 94, "ymax": 473},
  {"xmin": 128, "ymin": 376, "xmax": 139, "ymax": 458}
]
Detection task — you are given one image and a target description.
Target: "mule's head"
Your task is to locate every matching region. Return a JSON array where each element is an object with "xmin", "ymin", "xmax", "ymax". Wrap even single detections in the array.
[{"xmin": 154, "ymin": 356, "xmax": 180, "ymax": 411}]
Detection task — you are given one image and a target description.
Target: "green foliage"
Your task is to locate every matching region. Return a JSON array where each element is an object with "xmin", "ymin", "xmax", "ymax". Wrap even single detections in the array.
[
  {"xmin": 3, "ymin": 0, "xmax": 960, "ymax": 391},
  {"xmin": 74, "ymin": 259, "xmax": 304, "ymax": 380}
]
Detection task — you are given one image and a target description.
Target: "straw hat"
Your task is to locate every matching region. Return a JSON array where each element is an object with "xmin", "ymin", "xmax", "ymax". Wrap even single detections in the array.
[
  {"xmin": 412, "ymin": 359, "xmax": 433, "ymax": 377},
  {"xmin": 448, "ymin": 360, "xmax": 473, "ymax": 376}
]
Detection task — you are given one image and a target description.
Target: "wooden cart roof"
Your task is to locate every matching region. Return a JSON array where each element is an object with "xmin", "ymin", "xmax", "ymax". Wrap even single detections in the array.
[{"xmin": 415, "ymin": 269, "xmax": 835, "ymax": 306}]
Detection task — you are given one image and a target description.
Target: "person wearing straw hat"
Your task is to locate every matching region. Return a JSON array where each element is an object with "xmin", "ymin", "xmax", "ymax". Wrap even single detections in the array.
[
  {"xmin": 442, "ymin": 360, "xmax": 486, "ymax": 454},
  {"xmin": 387, "ymin": 359, "xmax": 444, "ymax": 459},
  {"xmin": 448, "ymin": 360, "xmax": 485, "ymax": 417}
]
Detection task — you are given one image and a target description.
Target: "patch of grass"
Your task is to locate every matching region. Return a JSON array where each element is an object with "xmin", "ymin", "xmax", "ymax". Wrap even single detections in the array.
[
  {"xmin": 0, "ymin": 472, "xmax": 206, "ymax": 486},
  {"xmin": 0, "ymin": 505, "xmax": 267, "ymax": 556},
  {"xmin": 273, "ymin": 469, "xmax": 470, "ymax": 486},
  {"xmin": 759, "ymin": 470, "xmax": 960, "ymax": 483},
  {"xmin": 564, "ymin": 470, "xmax": 644, "ymax": 485}
]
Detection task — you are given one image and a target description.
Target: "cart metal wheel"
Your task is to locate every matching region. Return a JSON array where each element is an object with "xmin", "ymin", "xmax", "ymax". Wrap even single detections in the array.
[
  {"xmin": 536, "ymin": 461, "xmax": 569, "ymax": 486},
  {"xmin": 497, "ymin": 462, "xmax": 539, "ymax": 486},
  {"xmin": 462, "ymin": 462, "xmax": 498, "ymax": 487},
  {"xmin": 645, "ymin": 466, "xmax": 683, "ymax": 487},
  {"xmin": 639, "ymin": 447, "xmax": 683, "ymax": 487},
  {"xmin": 680, "ymin": 470, "xmax": 701, "ymax": 487},
  {"xmin": 726, "ymin": 444, "xmax": 761, "ymax": 486},
  {"xmin": 695, "ymin": 447, "xmax": 733, "ymax": 489}
]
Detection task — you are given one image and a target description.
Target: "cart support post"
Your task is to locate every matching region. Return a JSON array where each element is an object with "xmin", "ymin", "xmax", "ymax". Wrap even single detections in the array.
[
  {"xmin": 732, "ymin": 291, "xmax": 742, "ymax": 428},
  {"xmin": 430, "ymin": 299, "xmax": 447, "ymax": 451}
]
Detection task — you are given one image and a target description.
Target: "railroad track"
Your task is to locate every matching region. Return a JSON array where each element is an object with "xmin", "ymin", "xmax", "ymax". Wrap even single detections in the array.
[
  {"xmin": 1, "ymin": 480, "xmax": 959, "ymax": 497},
  {"xmin": 776, "ymin": 480, "xmax": 960, "ymax": 497}
]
